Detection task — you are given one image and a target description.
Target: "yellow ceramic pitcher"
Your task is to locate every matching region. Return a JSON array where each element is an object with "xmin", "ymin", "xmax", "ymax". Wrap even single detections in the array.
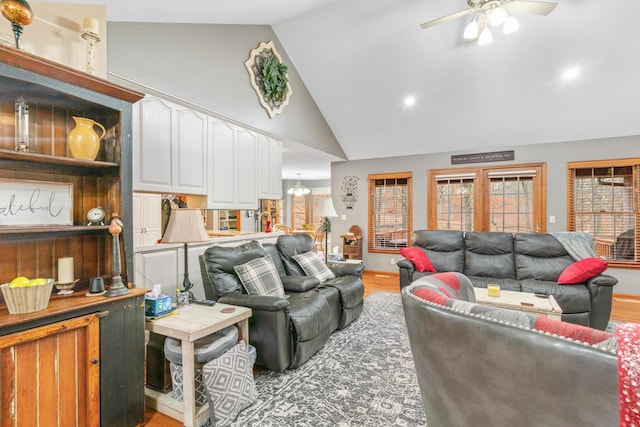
[{"xmin": 68, "ymin": 117, "xmax": 106, "ymax": 161}]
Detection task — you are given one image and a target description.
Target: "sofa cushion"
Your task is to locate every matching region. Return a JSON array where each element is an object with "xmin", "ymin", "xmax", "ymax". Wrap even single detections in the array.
[
  {"xmin": 293, "ymin": 251, "xmax": 336, "ymax": 282},
  {"xmin": 399, "ymin": 247, "xmax": 436, "ymax": 272},
  {"xmin": 277, "ymin": 234, "xmax": 316, "ymax": 276},
  {"xmin": 410, "ymin": 230, "xmax": 465, "ymax": 272},
  {"xmin": 520, "ymin": 279, "xmax": 591, "ymax": 314},
  {"xmin": 514, "ymin": 233, "xmax": 573, "ymax": 281},
  {"xmin": 558, "ymin": 257, "xmax": 608, "ymax": 285},
  {"xmin": 233, "ymin": 254, "xmax": 286, "ymax": 298},
  {"xmin": 201, "ymin": 240, "xmax": 266, "ymax": 297},
  {"xmin": 464, "ymin": 232, "xmax": 515, "ymax": 279}
]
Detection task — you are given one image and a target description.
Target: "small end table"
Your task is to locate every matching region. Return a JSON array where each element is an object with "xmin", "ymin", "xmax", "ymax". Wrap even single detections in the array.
[{"xmin": 144, "ymin": 302, "xmax": 251, "ymax": 427}]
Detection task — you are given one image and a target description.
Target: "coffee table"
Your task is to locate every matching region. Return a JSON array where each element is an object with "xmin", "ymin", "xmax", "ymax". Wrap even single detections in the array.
[{"xmin": 474, "ymin": 287, "xmax": 563, "ymax": 321}]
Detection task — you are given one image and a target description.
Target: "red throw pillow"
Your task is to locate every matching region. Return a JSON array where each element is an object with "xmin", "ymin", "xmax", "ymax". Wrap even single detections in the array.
[
  {"xmin": 557, "ymin": 257, "xmax": 608, "ymax": 285},
  {"xmin": 399, "ymin": 247, "xmax": 436, "ymax": 273}
]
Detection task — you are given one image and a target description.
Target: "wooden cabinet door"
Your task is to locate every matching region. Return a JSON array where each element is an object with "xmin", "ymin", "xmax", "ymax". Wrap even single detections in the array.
[
  {"xmin": 0, "ymin": 313, "xmax": 100, "ymax": 427},
  {"xmin": 235, "ymin": 128, "xmax": 258, "ymax": 209},
  {"xmin": 133, "ymin": 96, "xmax": 173, "ymax": 192},
  {"xmin": 257, "ymin": 135, "xmax": 283, "ymax": 200},
  {"xmin": 173, "ymin": 106, "xmax": 207, "ymax": 195},
  {"xmin": 208, "ymin": 119, "xmax": 236, "ymax": 209}
]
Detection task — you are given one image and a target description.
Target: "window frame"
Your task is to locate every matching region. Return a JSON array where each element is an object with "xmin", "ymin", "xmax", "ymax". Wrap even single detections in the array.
[
  {"xmin": 567, "ymin": 158, "xmax": 640, "ymax": 268},
  {"xmin": 427, "ymin": 163, "xmax": 546, "ymax": 233},
  {"xmin": 367, "ymin": 172, "xmax": 413, "ymax": 254}
]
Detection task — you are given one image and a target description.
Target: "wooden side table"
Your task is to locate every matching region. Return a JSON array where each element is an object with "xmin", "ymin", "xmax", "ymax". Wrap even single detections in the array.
[
  {"xmin": 144, "ymin": 303, "xmax": 251, "ymax": 427},
  {"xmin": 474, "ymin": 288, "xmax": 563, "ymax": 320}
]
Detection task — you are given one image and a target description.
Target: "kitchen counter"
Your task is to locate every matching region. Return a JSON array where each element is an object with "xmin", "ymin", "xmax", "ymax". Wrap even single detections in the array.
[{"xmin": 134, "ymin": 231, "xmax": 283, "ymax": 253}]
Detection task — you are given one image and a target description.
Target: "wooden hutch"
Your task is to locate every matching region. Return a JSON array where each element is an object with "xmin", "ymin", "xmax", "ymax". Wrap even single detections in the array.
[{"xmin": 0, "ymin": 45, "xmax": 146, "ymax": 426}]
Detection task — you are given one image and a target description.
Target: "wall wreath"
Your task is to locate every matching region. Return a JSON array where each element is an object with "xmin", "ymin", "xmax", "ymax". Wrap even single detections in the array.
[{"xmin": 245, "ymin": 41, "xmax": 293, "ymax": 119}]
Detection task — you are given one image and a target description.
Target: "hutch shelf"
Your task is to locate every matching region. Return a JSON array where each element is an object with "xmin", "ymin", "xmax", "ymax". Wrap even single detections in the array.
[{"xmin": 0, "ymin": 45, "xmax": 145, "ymax": 426}]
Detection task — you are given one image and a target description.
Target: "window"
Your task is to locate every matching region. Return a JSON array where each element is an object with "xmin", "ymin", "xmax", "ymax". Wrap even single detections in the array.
[
  {"xmin": 311, "ymin": 192, "xmax": 331, "ymax": 224},
  {"xmin": 428, "ymin": 164, "xmax": 545, "ymax": 233},
  {"xmin": 291, "ymin": 195, "xmax": 308, "ymax": 230},
  {"xmin": 368, "ymin": 172, "xmax": 412, "ymax": 252},
  {"xmin": 568, "ymin": 159, "xmax": 639, "ymax": 266}
]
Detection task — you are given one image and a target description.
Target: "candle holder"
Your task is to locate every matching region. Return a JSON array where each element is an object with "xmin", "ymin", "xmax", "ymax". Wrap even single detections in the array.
[
  {"xmin": 0, "ymin": 0, "xmax": 34, "ymax": 50},
  {"xmin": 80, "ymin": 17, "xmax": 100, "ymax": 76},
  {"xmin": 105, "ymin": 213, "xmax": 129, "ymax": 297}
]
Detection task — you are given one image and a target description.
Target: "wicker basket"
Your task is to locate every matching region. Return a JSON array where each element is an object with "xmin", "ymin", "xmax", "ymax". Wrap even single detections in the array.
[{"xmin": 1, "ymin": 279, "xmax": 55, "ymax": 314}]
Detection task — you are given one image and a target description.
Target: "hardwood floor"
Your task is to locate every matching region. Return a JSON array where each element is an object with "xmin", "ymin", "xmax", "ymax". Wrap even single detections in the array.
[{"xmin": 143, "ymin": 270, "xmax": 639, "ymax": 425}]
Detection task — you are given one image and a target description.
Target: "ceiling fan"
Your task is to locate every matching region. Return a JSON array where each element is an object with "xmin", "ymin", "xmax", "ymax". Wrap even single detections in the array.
[{"xmin": 420, "ymin": 0, "xmax": 558, "ymax": 45}]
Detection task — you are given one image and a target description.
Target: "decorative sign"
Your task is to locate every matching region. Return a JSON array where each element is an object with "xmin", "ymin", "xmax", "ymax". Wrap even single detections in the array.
[
  {"xmin": 451, "ymin": 150, "xmax": 515, "ymax": 165},
  {"xmin": 0, "ymin": 179, "xmax": 73, "ymax": 226}
]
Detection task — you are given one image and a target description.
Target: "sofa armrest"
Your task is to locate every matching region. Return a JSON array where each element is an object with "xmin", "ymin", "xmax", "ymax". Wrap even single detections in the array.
[
  {"xmin": 328, "ymin": 262, "xmax": 365, "ymax": 278},
  {"xmin": 586, "ymin": 274, "xmax": 617, "ymax": 331},
  {"xmin": 588, "ymin": 274, "xmax": 618, "ymax": 287},
  {"xmin": 281, "ymin": 275, "xmax": 320, "ymax": 292},
  {"xmin": 218, "ymin": 293, "xmax": 290, "ymax": 312},
  {"xmin": 397, "ymin": 258, "xmax": 416, "ymax": 289}
]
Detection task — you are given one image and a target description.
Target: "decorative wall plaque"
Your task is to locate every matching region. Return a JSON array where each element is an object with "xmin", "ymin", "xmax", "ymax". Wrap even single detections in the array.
[
  {"xmin": 0, "ymin": 178, "xmax": 73, "ymax": 226},
  {"xmin": 245, "ymin": 41, "xmax": 293, "ymax": 118}
]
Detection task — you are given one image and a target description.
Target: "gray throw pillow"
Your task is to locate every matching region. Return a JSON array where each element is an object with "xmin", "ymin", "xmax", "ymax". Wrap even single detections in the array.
[
  {"xmin": 292, "ymin": 251, "xmax": 336, "ymax": 283},
  {"xmin": 202, "ymin": 341, "xmax": 257, "ymax": 426},
  {"xmin": 233, "ymin": 254, "xmax": 285, "ymax": 298}
]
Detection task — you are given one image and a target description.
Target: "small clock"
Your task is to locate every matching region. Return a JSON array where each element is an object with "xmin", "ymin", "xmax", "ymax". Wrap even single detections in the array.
[{"xmin": 87, "ymin": 206, "xmax": 105, "ymax": 226}]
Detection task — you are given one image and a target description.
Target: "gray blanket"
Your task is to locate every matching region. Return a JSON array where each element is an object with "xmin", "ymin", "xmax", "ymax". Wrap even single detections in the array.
[{"xmin": 549, "ymin": 232, "xmax": 596, "ymax": 260}]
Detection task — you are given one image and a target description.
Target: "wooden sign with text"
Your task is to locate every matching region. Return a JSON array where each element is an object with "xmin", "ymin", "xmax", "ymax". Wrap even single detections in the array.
[
  {"xmin": 0, "ymin": 179, "xmax": 73, "ymax": 226},
  {"xmin": 451, "ymin": 150, "xmax": 515, "ymax": 165}
]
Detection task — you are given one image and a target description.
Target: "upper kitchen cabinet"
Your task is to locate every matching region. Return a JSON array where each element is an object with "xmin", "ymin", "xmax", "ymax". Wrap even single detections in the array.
[
  {"xmin": 257, "ymin": 134, "xmax": 283, "ymax": 200},
  {"xmin": 207, "ymin": 118, "xmax": 258, "ymax": 210},
  {"xmin": 133, "ymin": 95, "xmax": 207, "ymax": 195}
]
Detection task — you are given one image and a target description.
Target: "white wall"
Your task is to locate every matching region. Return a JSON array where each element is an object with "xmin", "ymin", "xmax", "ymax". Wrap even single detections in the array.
[
  {"xmin": 330, "ymin": 135, "xmax": 640, "ymax": 295},
  {"xmin": 106, "ymin": 22, "xmax": 345, "ymax": 160}
]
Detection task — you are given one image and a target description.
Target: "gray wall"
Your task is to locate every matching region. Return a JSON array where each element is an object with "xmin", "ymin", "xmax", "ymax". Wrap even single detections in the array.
[
  {"xmin": 106, "ymin": 22, "xmax": 345, "ymax": 159},
  {"xmin": 329, "ymin": 135, "xmax": 640, "ymax": 295}
]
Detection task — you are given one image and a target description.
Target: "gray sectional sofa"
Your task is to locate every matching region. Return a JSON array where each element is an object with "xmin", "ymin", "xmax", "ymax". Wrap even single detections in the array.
[{"xmin": 397, "ymin": 230, "xmax": 617, "ymax": 330}]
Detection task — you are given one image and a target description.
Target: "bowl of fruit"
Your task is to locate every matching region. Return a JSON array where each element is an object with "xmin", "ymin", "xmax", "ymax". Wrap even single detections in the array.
[{"xmin": 1, "ymin": 277, "xmax": 55, "ymax": 314}]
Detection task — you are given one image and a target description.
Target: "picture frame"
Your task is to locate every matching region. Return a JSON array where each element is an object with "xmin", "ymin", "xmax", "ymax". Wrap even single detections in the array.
[{"xmin": 0, "ymin": 178, "xmax": 73, "ymax": 226}]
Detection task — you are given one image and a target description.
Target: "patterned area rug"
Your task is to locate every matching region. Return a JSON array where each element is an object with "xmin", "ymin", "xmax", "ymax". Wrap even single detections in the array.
[{"xmin": 230, "ymin": 292, "xmax": 426, "ymax": 426}]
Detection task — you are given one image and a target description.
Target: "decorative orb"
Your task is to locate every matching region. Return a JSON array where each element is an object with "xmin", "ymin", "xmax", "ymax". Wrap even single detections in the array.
[{"xmin": 0, "ymin": 0, "xmax": 34, "ymax": 27}]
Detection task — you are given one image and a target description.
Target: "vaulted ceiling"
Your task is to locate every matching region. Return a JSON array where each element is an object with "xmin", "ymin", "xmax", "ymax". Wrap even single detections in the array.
[{"xmin": 36, "ymin": 0, "xmax": 640, "ymax": 179}]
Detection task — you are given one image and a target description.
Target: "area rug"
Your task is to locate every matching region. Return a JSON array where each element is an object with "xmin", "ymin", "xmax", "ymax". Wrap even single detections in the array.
[{"xmin": 230, "ymin": 292, "xmax": 427, "ymax": 426}]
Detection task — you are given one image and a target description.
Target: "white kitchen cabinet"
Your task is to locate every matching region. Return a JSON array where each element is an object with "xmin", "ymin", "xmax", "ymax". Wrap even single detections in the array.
[
  {"xmin": 257, "ymin": 134, "xmax": 283, "ymax": 200},
  {"xmin": 207, "ymin": 118, "xmax": 258, "ymax": 210},
  {"xmin": 132, "ymin": 192, "xmax": 162, "ymax": 247},
  {"xmin": 133, "ymin": 95, "xmax": 207, "ymax": 195},
  {"xmin": 134, "ymin": 248, "xmax": 180, "ymax": 297}
]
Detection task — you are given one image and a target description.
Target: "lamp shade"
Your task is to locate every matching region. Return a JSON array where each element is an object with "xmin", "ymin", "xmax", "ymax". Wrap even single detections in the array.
[
  {"xmin": 316, "ymin": 198, "xmax": 338, "ymax": 218},
  {"xmin": 161, "ymin": 208, "xmax": 209, "ymax": 243}
]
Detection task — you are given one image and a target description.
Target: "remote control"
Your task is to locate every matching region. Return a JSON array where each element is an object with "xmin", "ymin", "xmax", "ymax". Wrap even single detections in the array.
[{"xmin": 193, "ymin": 299, "xmax": 216, "ymax": 306}]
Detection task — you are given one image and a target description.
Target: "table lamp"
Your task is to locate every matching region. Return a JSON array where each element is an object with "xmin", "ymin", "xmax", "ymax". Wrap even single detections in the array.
[
  {"xmin": 161, "ymin": 208, "xmax": 209, "ymax": 294},
  {"xmin": 316, "ymin": 198, "xmax": 338, "ymax": 262}
]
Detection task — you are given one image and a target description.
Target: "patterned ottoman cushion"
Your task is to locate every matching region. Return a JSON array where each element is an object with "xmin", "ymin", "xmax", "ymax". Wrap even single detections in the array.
[{"xmin": 202, "ymin": 341, "xmax": 257, "ymax": 426}]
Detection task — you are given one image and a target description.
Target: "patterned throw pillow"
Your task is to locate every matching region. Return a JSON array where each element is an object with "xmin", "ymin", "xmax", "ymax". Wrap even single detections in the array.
[
  {"xmin": 233, "ymin": 254, "xmax": 285, "ymax": 298},
  {"xmin": 202, "ymin": 341, "xmax": 257, "ymax": 426},
  {"xmin": 292, "ymin": 251, "xmax": 336, "ymax": 283}
]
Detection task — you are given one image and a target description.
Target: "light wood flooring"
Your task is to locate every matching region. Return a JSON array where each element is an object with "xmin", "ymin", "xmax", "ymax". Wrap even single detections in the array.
[{"xmin": 143, "ymin": 270, "xmax": 639, "ymax": 426}]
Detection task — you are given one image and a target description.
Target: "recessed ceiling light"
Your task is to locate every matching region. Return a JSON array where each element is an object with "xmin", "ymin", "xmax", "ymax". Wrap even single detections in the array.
[
  {"xmin": 562, "ymin": 66, "xmax": 580, "ymax": 81},
  {"xmin": 404, "ymin": 96, "xmax": 416, "ymax": 107}
]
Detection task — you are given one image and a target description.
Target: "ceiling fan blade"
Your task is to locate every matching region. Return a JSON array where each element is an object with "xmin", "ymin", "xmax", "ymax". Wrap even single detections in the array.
[
  {"xmin": 420, "ymin": 8, "xmax": 477, "ymax": 29},
  {"xmin": 505, "ymin": 1, "xmax": 558, "ymax": 16}
]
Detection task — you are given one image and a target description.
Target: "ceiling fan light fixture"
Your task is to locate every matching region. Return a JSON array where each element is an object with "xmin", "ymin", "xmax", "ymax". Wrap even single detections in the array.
[
  {"xmin": 503, "ymin": 15, "xmax": 519, "ymax": 34},
  {"xmin": 478, "ymin": 27, "xmax": 492, "ymax": 46},
  {"xmin": 488, "ymin": 6, "xmax": 508, "ymax": 27},
  {"xmin": 463, "ymin": 17, "xmax": 479, "ymax": 39}
]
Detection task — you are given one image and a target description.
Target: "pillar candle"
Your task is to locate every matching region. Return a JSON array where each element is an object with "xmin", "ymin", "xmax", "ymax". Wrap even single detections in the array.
[{"xmin": 58, "ymin": 257, "xmax": 74, "ymax": 284}]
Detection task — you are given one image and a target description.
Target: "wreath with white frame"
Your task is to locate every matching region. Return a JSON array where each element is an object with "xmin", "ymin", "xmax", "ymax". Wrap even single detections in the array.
[{"xmin": 245, "ymin": 41, "xmax": 293, "ymax": 118}]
